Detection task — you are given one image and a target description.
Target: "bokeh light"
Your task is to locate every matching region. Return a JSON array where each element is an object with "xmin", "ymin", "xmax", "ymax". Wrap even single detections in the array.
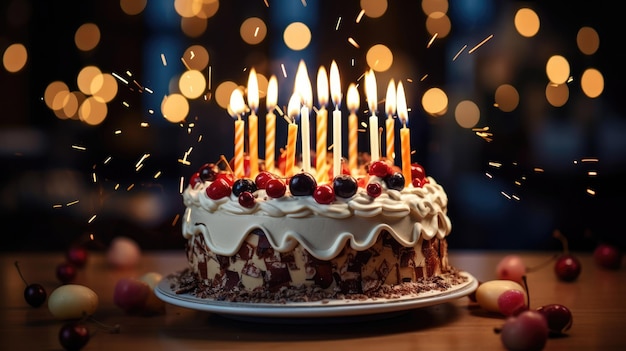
[
  {"xmin": 74, "ymin": 23, "xmax": 101, "ymax": 52},
  {"xmin": 580, "ymin": 68, "xmax": 604, "ymax": 98},
  {"xmin": 425, "ymin": 11, "xmax": 451, "ymax": 38},
  {"xmin": 120, "ymin": 0, "xmax": 147, "ymax": 15},
  {"xmin": 181, "ymin": 16, "xmax": 208, "ymax": 37},
  {"xmin": 92, "ymin": 73, "xmax": 118, "ymax": 103},
  {"xmin": 366, "ymin": 44, "xmax": 393, "ymax": 72},
  {"xmin": 44, "ymin": 81, "xmax": 70, "ymax": 112},
  {"xmin": 454, "ymin": 100, "xmax": 480, "ymax": 128},
  {"xmin": 360, "ymin": 0, "xmax": 388, "ymax": 18},
  {"xmin": 2, "ymin": 43, "xmax": 28, "ymax": 73},
  {"xmin": 77, "ymin": 66, "xmax": 103, "ymax": 96},
  {"xmin": 79, "ymin": 96, "xmax": 108, "ymax": 125},
  {"xmin": 514, "ymin": 8, "xmax": 540, "ymax": 38},
  {"xmin": 577, "ymin": 27, "xmax": 600, "ymax": 55},
  {"xmin": 546, "ymin": 55, "xmax": 570, "ymax": 85},
  {"xmin": 283, "ymin": 22, "xmax": 311, "ymax": 51},
  {"xmin": 494, "ymin": 84, "xmax": 520, "ymax": 112},
  {"xmin": 240, "ymin": 17, "xmax": 267, "ymax": 45},
  {"xmin": 422, "ymin": 87, "xmax": 448, "ymax": 116},
  {"xmin": 183, "ymin": 45, "xmax": 210, "ymax": 71},
  {"xmin": 545, "ymin": 82, "xmax": 569, "ymax": 107},
  {"xmin": 161, "ymin": 93, "xmax": 190, "ymax": 123},
  {"xmin": 179, "ymin": 69, "xmax": 207, "ymax": 99},
  {"xmin": 422, "ymin": 0, "xmax": 448, "ymax": 15},
  {"xmin": 215, "ymin": 81, "xmax": 238, "ymax": 110}
]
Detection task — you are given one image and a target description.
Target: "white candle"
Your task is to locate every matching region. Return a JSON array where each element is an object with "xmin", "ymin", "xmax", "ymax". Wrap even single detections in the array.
[
  {"xmin": 247, "ymin": 68, "xmax": 259, "ymax": 178},
  {"xmin": 330, "ymin": 60, "xmax": 342, "ymax": 178},
  {"xmin": 365, "ymin": 69, "xmax": 379, "ymax": 161},
  {"xmin": 229, "ymin": 88, "xmax": 246, "ymax": 178},
  {"xmin": 316, "ymin": 66, "xmax": 329, "ymax": 183},
  {"xmin": 295, "ymin": 61, "xmax": 312, "ymax": 174}
]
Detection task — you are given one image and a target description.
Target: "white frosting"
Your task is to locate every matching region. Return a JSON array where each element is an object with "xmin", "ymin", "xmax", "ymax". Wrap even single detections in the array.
[{"xmin": 182, "ymin": 176, "xmax": 452, "ymax": 260}]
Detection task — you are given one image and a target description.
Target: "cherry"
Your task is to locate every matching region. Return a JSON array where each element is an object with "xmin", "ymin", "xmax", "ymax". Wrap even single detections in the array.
[
  {"xmin": 14, "ymin": 261, "xmax": 47, "ymax": 308},
  {"xmin": 198, "ymin": 162, "xmax": 218, "ymax": 181},
  {"xmin": 536, "ymin": 304, "xmax": 573, "ymax": 335},
  {"xmin": 383, "ymin": 172, "xmax": 405, "ymax": 191},
  {"xmin": 496, "ymin": 255, "xmax": 527, "ymax": 284},
  {"xmin": 289, "ymin": 172, "xmax": 317, "ymax": 196},
  {"xmin": 59, "ymin": 321, "xmax": 90, "ymax": 351},
  {"xmin": 496, "ymin": 310, "xmax": 549, "ymax": 351},
  {"xmin": 553, "ymin": 230, "xmax": 581, "ymax": 282},
  {"xmin": 593, "ymin": 243, "xmax": 622, "ymax": 270},
  {"xmin": 238, "ymin": 191, "xmax": 256, "ymax": 208},
  {"xmin": 313, "ymin": 184, "xmax": 335, "ymax": 204},
  {"xmin": 215, "ymin": 172, "xmax": 235, "ymax": 186},
  {"xmin": 333, "ymin": 174, "xmax": 358, "ymax": 198},
  {"xmin": 265, "ymin": 178, "xmax": 286, "ymax": 198},
  {"xmin": 189, "ymin": 172, "xmax": 202, "ymax": 188},
  {"xmin": 66, "ymin": 245, "xmax": 88, "ymax": 268},
  {"xmin": 254, "ymin": 171, "xmax": 276, "ymax": 189},
  {"xmin": 366, "ymin": 182, "xmax": 382, "ymax": 198},
  {"xmin": 497, "ymin": 289, "xmax": 528, "ymax": 316},
  {"xmin": 56, "ymin": 261, "xmax": 78, "ymax": 284},
  {"xmin": 369, "ymin": 160, "xmax": 389, "ymax": 177},
  {"xmin": 412, "ymin": 177, "xmax": 427, "ymax": 188},
  {"xmin": 232, "ymin": 178, "xmax": 257, "ymax": 197},
  {"xmin": 206, "ymin": 177, "xmax": 232, "ymax": 199},
  {"xmin": 410, "ymin": 163, "xmax": 426, "ymax": 180}
]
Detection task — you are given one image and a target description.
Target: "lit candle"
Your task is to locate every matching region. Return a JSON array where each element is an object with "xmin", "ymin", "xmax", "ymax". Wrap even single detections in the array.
[
  {"xmin": 365, "ymin": 69, "xmax": 379, "ymax": 161},
  {"xmin": 385, "ymin": 79, "xmax": 396, "ymax": 163},
  {"xmin": 265, "ymin": 75, "xmax": 278, "ymax": 172},
  {"xmin": 286, "ymin": 93, "xmax": 300, "ymax": 177},
  {"xmin": 247, "ymin": 68, "xmax": 259, "ymax": 178},
  {"xmin": 295, "ymin": 60, "xmax": 312, "ymax": 174},
  {"xmin": 346, "ymin": 83, "xmax": 359, "ymax": 172},
  {"xmin": 330, "ymin": 60, "xmax": 342, "ymax": 178},
  {"xmin": 397, "ymin": 81, "xmax": 411, "ymax": 185},
  {"xmin": 229, "ymin": 88, "xmax": 246, "ymax": 179},
  {"xmin": 316, "ymin": 66, "xmax": 329, "ymax": 183}
]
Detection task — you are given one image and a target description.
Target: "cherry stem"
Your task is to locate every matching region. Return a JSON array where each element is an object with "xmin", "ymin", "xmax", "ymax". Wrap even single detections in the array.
[
  {"xmin": 526, "ymin": 253, "xmax": 559, "ymax": 273},
  {"xmin": 219, "ymin": 154, "xmax": 234, "ymax": 174},
  {"xmin": 14, "ymin": 261, "xmax": 29, "ymax": 286},
  {"xmin": 553, "ymin": 229, "xmax": 569, "ymax": 255},
  {"xmin": 494, "ymin": 327, "xmax": 503, "ymax": 334},
  {"xmin": 86, "ymin": 315, "xmax": 121, "ymax": 334},
  {"xmin": 521, "ymin": 275, "xmax": 530, "ymax": 308}
]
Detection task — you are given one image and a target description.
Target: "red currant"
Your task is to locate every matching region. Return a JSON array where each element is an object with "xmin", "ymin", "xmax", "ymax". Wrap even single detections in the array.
[
  {"xmin": 369, "ymin": 160, "xmax": 389, "ymax": 177},
  {"xmin": 314, "ymin": 184, "xmax": 335, "ymax": 204},
  {"xmin": 410, "ymin": 163, "xmax": 426, "ymax": 180},
  {"xmin": 189, "ymin": 172, "xmax": 202, "ymax": 188},
  {"xmin": 265, "ymin": 178, "xmax": 286, "ymax": 198},
  {"xmin": 366, "ymin": 182, "xmax": 382, "ymax": 197},
  {"xmin": 206, "ymin": 178, "xmax": 232, "ymax": 199},
  {"xmin": 238, "ymin": 191, "xmax": 256, "ymax": 208},
  {"xmin": 412, "ymin": 177, "xmax": 425, "ymax": 188}
]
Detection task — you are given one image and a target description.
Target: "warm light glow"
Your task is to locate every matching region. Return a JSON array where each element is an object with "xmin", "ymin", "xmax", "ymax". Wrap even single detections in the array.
[
  {"xmin": 178, "ymin": 69, "xmax": 206, "ymax": 99},
  {"xmin": 366, "ymin": 44, "xmax": 393, "ymax": 72},
  {"xmin": 514, "ymin": 8, "xmax": 540, "ymax": 38},
  {"xmin": 240, "ymin": 17, "xmax": 267, "ymax": 45},
  {"xmin": 317, "ymin": 66, "xmax": 329, "ymax": 107},
  {"xmin": 545, "ymin": 82, "xmax": 569, "ymax": 107},
  {"xmin": 120, "ymin": 0, "xmax": 147, "ymax": 15},
  {"xmin": 288, "ymin": 93, "xmax": 300, "ymax": 122},
  {"xmin": 283, "ymin": 22, "xmax": 311, "ymax": 51},
  {"xmin": 577, "ymin": 27, "xmax": 600, "ymax": 55},
  {"xmin": 454, "ymin": 100, "xmax": 480, "ymax": 129},
  {"xmin": 183, "ymin": 45, "xmax": 210, "ymax": 71},
  {"xmin": 79, "ymin": 96, "xmax": 108, "ymax": 125},
  {"xmin": 181, "ymin": 16, "xmax": 207, "ymax": 38},
  {"xmin": 396, "ymin": 81, "xmax": 407, "ymax": 126},
  {"xmin": 3, "ymin": 43, "xmax": 28, "ymax": 73},
  {"xmin": 422, "ymin": 0, "xmax": 449, "ymax": 15},
  {"xmin": 247, "ymin": 68, "xmax": 259, "ymax": 113},
  {"xmin": 422, "ymin": 87, "xmax": 448, "ymax": 116},
  {"xmin": 330, "ymin": 60, "xmax": 342, "ymax": 109},
  {"xmin": 494, "ymin": 84, "xmax": 519, "ymax": 112},
  {"xmin": 267, "ymin": 75, "xmax": 278, "ymax": 110},
  {"xmin": 215, "ymin": 81, "xmax": 238, "ymax": 109},
  {"xmin": 546, "ymin": 55, "xmax": 570, "ymax": 85},
  {"xmin": 295, "ymin": 60, "xmax": 312, "ymax": 108},
  {"xmin": 74, "ymin": 23, "xmax": 101, "ymax": 52},
  {"xmin": 580, "ymin": 68, "xmax": 604, "ymax": 98},
  {"xmin": 365, "ymin": 69, "xmax": 377, "ymax": 113},
  {"xmin": 77, "ymin": 66, "xmax": 103, "ymax": 95},
  {"xmin": 425, "ymin": 12, "xmax": 451, "ymax": 38},
  {"xmin": 45, "ymin": 81, "xmax": 70, "ymax": 111},
  {"xmin": 385, "ymin": 79, "xmax": 396, "ymax": 116},
  {"xmin": 92, "ymin": 73, "xmax": 118, "ymax": 103},
  {"xmin": 229, "ymin": 88, "xmax": 246, "ymax": 117},
  {"xmin": 360, "ymin": 0, "xmax": 388, "ymax": 18},
  {"xmin": 347, "ymin": 84, "xmax": 360, "ymax": 112},
  {"xmin": 162, "ymin": 93, "xmax": 190, "ymax": 123}
]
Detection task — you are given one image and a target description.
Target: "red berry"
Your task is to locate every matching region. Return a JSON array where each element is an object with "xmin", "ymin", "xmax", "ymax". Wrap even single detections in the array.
[
  {"xmin": 206, "ymin": 178, "xmax": 232, "ymax": 199},
  {"xmin": 265, "ymin": 178, "xmax": 286, "ymax": 198},
  {"xmin": 496, "ymin": 255, "xmax": 526, "ymax": 284},
  {"xmin": 499, "ymin": 310, "xmax": 549, "ymax": 351},
  {"xmin": 66, "ymin": 245, "xmax": 88, "ymax": 268},
  {"xmin": 366, "ymin": 182, "xmax": 382, "ymax": 197},
  {"xmin": 593, "ymin": 243, "xmax": 622, "ymax": 270},
  {"xmin": 412, "ymin": 177, "xmax": 426, "ymax": 188},
  {"xmin": 255, "ymin": 171, "xmax": 276, "ymax": 189},
  {"xmin": 215, "ymin": 172, "xmax": 234, "ymax": 186},
  {"xmin": 59, "ymin": 321, "xmax": 90, "ymax": 351},
  {"xmin": 238, "ymin": 191, "xmax": 256, "ymax": 208},
  {"xmin": 536, "ymin": 303, "xmax": 573, "ymax": 334},
  {"xmin": 410, "ymin": 163, "xmax": 426, "ymax": 180},
  {"xmin": 369, "ymin": 160, "xmax": 389, "ymax": 177},
  {"xmin": 497, "ymin": 289, "xmax": 528, "ymax": 316},
  {"xmin": 313, "ymin": 184, "xmax": 335, "ymax": 204},
  {"xmin": 554, "ymin": 254, "xmax": 581, "ymax": 282},
  {"xmin": 198, "ymin": 163, "xmax": 217, "ymax": 181},
  {"xmin": 56, "ymin": 262, "xmax": 77, "ymax": 284},
  {"xmin": 189, "ymin": 172, "xmax": 202, "ymax": 188}
]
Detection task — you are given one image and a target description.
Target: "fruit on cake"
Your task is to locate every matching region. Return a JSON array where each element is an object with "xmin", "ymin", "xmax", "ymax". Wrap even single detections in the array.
[{"xmin": 171, "ymin": 157, "xmax": 468, "ymax": 303}]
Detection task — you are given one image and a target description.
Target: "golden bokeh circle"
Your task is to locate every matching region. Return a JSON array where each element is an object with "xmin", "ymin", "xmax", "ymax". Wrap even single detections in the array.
[
  {"xmin": 92, "ymin": 73, "xmax": 118, "ymax": 103},
  {"xmin": 494, "ymin": 84, "xmax": 520, "ymax": 112},
  {"xmin": 421, "ymin": 87, "xmax": 448, "ymax": 116},
  {"xmin": 77, "ymin": 66, "xmax": 103, "ymax": 95},
  {"xmin": 454, "ymin": 100, "xmax": 480, "ymax": 129},
  {"xmin": 545, "ymin": 83, "xmax": 569, "ymax": 107},
  {"xmin": 120, "ymin": 0, "xmax": 147, "ymax": 15},
  {"xmin": 183, "ymin": 45, "xmax": 210, "ymax": 71},
  {"xmin": 360, "ymin": 0, "xmax": 388, "ymax": 18},
  {"xmin": 215, "ymin": 81, "xmax": 238, "ymax": 110},
  {"xmin": 179, "ymin": 69, "xmax": 207, "ymax": 99},
  {"xmin": 514, "ymin": 8, "xmax": 540, "ymax": 38},
  {"xmin": 580, "ymin": 68, "xmax": 604, "ymax": 98},
  {"xmin": 161, "ymin": 93, "xmax": 190, "ymax": 123},
  {"xmin": 74, "ymin": 23, "xmax": 101, "ymax": 52},
  {"xmin": 283, "ymin": 22, "xmax": 311, "ymax": 51},
  {"xmin": 79, "ymin": 96, "xmax": 108, "ymax": 125},
  {"xmin": 577, "ymin": 27, "xmax": 600, "ymax": 55},
  {"xmin": 366, "ymin": 44, "xmax": 393, "ymax": 72},
  {"xmin": 240, "ymin": 17, "xmax": 267, "ymax": 45},
  {"xmin": 425, "ymin": 11, "xmax": 451, "ymax": 38},
  {"xmin": 546, "ymin": 55, "xmax": 570, "ymax": 85},
  {"xmin": 2, "ymin": 43, "xmax": 28, "ymax": 73}
]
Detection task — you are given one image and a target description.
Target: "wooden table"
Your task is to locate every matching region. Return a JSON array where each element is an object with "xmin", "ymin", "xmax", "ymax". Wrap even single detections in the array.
[{"xmin": 1, "ymin": 251, "xmax": 625, "ymax": 350}]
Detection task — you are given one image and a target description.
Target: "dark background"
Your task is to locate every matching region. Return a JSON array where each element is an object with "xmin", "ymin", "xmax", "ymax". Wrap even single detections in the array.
[{"xmin": 1, "ymin": 0, "xmax": 624, "ymax": 253}]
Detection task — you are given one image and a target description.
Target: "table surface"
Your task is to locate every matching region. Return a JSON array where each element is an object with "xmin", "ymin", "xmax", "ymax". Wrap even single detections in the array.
[{"xmin": 1, "ymin": 250, "xmax": 625, "ymax": 350}]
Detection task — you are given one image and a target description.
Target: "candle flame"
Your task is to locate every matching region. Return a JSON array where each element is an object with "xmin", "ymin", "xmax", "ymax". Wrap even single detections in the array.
[
  {"xmin": 295, "ymin": 60, "xmax": 312, "ymax": 108},
  {"xmin": 317, "ymin": 66, "xmax": 329, "ymax": 107},
  {"xmin": 330, "ymin": 60, "xmax": 341, "ymax": 109},
  {"xmin": 385, "ymin": 79, "xmax": 396, "ymax": 117},
  {"xmin": 397, "ymin": 81, "xmax": 408, "ymax": 126},
  {"xmin": 267, "ymin": 75, "xmax": 277, "ymax": 110},
  {"xmin": 247, "ymin": 68, "xmax": 259, "ymax": 113},
  {"xmin": 229, "ymin": 88, "xmax": 246, "ymax": 119},
  {"xmin": 287, "ymin": 93, "xmax": 300, "ymax": 123},
  {"xmin": 365, "ymin": 69, "xmax": 377, "ymax": 114},
  {"xmin": 346, "ymin": 83, "xmax": 360, "ymax": 113}
]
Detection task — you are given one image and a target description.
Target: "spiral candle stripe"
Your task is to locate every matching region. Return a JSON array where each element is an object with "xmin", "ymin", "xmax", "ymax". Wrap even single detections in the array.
[
  {"xmin": 286, "ymin": 123, "xmax": 298, "ymax": 177},
  {"xmin": 265, "ymin": 112, "xmax": 276, "ymax": 172},
  {"xmin": 249, "ymin": 114, "xmax": 258, "ymax": 178},
  {"xmin": 386, "ymin": 117, "xmax": 395, "ymax": 162},
  {"xmin": 316, "ymin": 108, "xmax": 328, "ymax": 182},
  {"xmin": 234, "ymin": 119, "xmax": 245, "ymax": 178},
  {"xmin": 349, "ymin": 113, "xmax": 358, "ymax": 171}
]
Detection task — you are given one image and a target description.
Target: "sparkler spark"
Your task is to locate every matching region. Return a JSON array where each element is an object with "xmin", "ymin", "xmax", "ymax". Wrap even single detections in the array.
[
  {"xmin": 468, "ymin": 34, "xmax": 494, "ymax": 54},
  {"xmin": 356, "ymin": 10, "xmax": 365, "ymax": 23},
  {"xmin": 348, "ymin": 37, "xmax": 360, "ymax": 48},
  {"xmin": 427, "ymin": 33, "xmax": 438, "ymax": 48},
  {"xmin": 160, "ymin": 53, "xmax": 167, "ymax": 66},
  {"xmin": 453, "ymin": 45, "xmax": 467, "ymax": 61}
]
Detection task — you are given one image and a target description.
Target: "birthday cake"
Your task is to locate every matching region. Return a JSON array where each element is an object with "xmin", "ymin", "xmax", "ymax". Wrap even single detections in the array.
[{"xmin": 171, "ymin": 156, "xmax": 467, "ymax": 303}]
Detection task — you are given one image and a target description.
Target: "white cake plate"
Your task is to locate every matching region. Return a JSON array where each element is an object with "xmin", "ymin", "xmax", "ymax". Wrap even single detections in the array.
[{"xmin": 155, "ymin": 271, "xmax": 477, "ymax": 323}]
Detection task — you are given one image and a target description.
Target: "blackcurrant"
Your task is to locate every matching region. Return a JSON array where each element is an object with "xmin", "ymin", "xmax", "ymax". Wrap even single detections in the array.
[
  {"xmin": 383, "ymin": 172, "xmax": 405, "ymax": 191},
  {"xmin": 232, "ymin": 178, "xmax": 257, "ymax": 197},
  {"xmin": 333, "ymin": 174, "xmax": 358, "ymax": 198},
  {"xmin": 14, "ymin": 261, "xmax": 47, "ymax": 308},
  {"xmin": 59, "ymin": 321, "xmax": 90, "ymax": 351},
  {"xmin": 289, "ymin": 173, "xmax": 317, "ymax": 196},
  {"xmin": 198, "ymin": 163, "xmax": 217, "ymax": 181}
]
